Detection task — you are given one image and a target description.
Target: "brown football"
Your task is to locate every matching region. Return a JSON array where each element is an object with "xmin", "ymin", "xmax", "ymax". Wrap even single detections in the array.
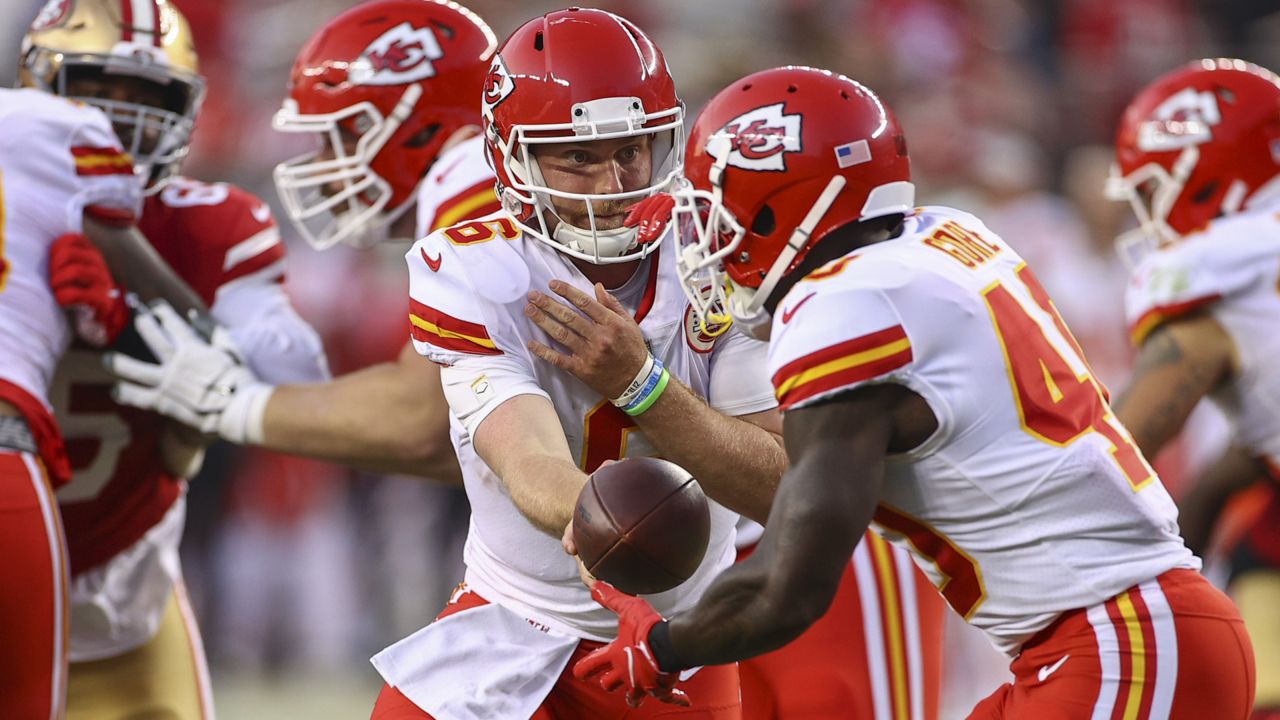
[{"xmin": 572, "ymin": 457, "xmax": 711, "ymax": 595}]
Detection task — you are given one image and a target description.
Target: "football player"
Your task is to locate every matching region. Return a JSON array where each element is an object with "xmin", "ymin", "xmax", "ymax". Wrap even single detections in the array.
[
  {"xmin": 368, "ymin": 8, "xmax": 787, "ymax": 717},
  {"xmin": 524, "ymin": 50, "xmax": 945, "ymax": 720},
  {"xmin": 1106, "ymin": 58, "xmax": 1280, "ymax": 720},
  {"xmin": 575, "ymin": 66, "xmax": 1255, "ymax": 719},
  {"xmin": 115, "ymin": 5, "xmax": 945, "ymax": 717},
  {"xmin": 108, "ymin": 0, "xmax": 499, "ymax": 479},
  {"xmin": 0, "ymin": 79, "xmax": 211, "ymax": 718},
  {"xmin": 20, "ymin": 0, "xmax": 328, "ymax": 717}
]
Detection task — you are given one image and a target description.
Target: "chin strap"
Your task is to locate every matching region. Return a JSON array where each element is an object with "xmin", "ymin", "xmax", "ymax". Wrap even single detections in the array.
[{"xmin": 747, "ymin": 175, "xmax": 848, "ymax": 317}]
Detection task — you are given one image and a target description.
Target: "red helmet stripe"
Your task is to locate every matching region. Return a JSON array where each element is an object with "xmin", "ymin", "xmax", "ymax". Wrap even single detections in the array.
[
  {"xmin": 148, "ymin": 0, "xmax": 162, "ymax": 47},
  {"xmin": 119, "ymin": 0, "xmax": 133, "ymax": 41},
  {"xmin": 120, "ymin": 0, "xmax": 161, "ymax": 46}
]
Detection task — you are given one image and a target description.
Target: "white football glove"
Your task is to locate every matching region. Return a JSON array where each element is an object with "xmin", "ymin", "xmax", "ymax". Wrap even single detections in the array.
[{"xmin": 104, "ymin": 300, "xmax": 272, "ymax": 444}]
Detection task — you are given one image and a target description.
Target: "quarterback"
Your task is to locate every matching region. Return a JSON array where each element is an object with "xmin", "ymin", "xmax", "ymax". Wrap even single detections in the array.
[
  {"xmin": 1107, "ymin": 58, "xmax": 1280, "ymax": 720},
  {"xmin": 577, "ymin": 66, "xmax": 1256, "ymax": 720},
  {"xmin": 22, "ymin": 1, "xmax": 329, "ymax": 717},
  {"xmin": 367, "ymin": 9, "xmax": 786, "ymax": 718}
]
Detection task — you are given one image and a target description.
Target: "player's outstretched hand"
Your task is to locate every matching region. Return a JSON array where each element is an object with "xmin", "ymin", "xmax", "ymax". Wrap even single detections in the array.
[
  {"xmin": 526, "ymin": 280, "xmax": 650, "ymax": 399},
  {"xmin": 562, "ymin": 517, "xmax": 600, "ymax": 588},
  {"xmin": 573, "ymin": 582, "xmax": 690, "ymax": 709},
  {"xmin": 103, "ymin": 300, "xmax": 271, "ymax": 444},
  {"xmin": 623, "ymin": 193, "xmax": 675, "ymax": 246},
  {"xmin": 49, "ymin": 233, "xmax": 129, "ymax": 348}
]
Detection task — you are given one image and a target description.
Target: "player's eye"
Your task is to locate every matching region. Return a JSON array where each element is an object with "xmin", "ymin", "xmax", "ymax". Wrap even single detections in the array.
[
  {"xmin": 567, "ymin": 150, "xmax": 591, "ymax": 165},
  {"xmin": 618, "ymin": 145, "xmax": 641, "ymax": 162}
]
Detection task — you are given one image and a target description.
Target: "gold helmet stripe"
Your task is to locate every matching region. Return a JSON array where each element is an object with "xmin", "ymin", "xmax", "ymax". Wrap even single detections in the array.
[{"xmin": 120, "ymin": 0, "xmax": 161, "ymax": 48}]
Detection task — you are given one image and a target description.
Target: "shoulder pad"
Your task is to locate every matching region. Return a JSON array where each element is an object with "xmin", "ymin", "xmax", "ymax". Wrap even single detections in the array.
[{"xmin": 405, "ymin": 213, "xmax": 530, "ymax": 363}]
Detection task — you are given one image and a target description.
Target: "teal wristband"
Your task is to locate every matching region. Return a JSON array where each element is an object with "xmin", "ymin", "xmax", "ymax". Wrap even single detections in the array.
[{"xmin": 624, "ymin": 368, "xmax": 670, "ymax": 416}]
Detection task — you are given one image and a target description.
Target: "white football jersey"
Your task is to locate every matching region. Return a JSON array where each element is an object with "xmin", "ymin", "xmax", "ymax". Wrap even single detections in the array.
[
  {"xmin": 1125, "ymin": 201, "xmax": 1280, "ymax": 472},
  {"xmin": 769, "ymin": 206, "xmax": 1196, "ymax": 655},
  {"xmin": 414, "ymin": 134, "xmax": 500, "ymax": 239},
  {"xmin": 405, "ymin": 213, "xmax": 775, "ymax": 640},
  {"xmin": 0, "ymin": 88, "xmax": 140, "ymax": 407}
]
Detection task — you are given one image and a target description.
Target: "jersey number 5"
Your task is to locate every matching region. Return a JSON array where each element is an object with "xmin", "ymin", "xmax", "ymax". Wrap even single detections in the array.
[{"xmin": 983, "ymin": 264, "xmax": 1153, "ymax": 491}]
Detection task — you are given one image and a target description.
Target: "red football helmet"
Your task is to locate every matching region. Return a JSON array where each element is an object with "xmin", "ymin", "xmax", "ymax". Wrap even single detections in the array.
[
  {"xmin": 674, "ymin": 66, "xmax": 913, "ymax": 339},
  {"xmin": 1108, "ymin": 58, "xmax": 1280, "ymax": 263},
  {"xmin": 274, "ymin": 0, "xmax": 496, "ymax": 249},
  {"xmin": 482, "ymin": 8, "xmax": 684, "ymax": 264}
]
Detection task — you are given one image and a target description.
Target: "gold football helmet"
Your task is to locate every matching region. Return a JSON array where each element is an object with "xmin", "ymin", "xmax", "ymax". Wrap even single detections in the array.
[{"xmin": 20, "ymin": 0, "xmax": 205, "ymax": 191}]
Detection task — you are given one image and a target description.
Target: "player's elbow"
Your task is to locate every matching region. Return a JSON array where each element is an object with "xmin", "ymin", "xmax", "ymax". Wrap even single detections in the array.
[{"xmin": 387, "ymin": 426, "xmax": 460, "ymax": 478}]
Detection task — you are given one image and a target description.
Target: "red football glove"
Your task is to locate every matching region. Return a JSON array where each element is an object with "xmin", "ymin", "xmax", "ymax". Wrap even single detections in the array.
[
  {"xmin": 49, "ymin": 233, "xmax": 128, "ymax": 348},
  {"xmin": 572, "ymin": 582, "xmax": 690, "ymax": 708},
  {"xmin": 624, "ymin": 193, "xmax": 675, "ymax": 245}
]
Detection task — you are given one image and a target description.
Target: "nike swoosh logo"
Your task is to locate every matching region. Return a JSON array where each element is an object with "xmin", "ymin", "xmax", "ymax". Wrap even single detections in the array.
[
  {"xmin": 434, "ymin": 155, "xmax": 466, "ymax": 185},
  {"xmin": 1038, "ymin": 654, "xmax": 1069, "ymax": 682},
  {"xmin": 251, "ymin": 203, "xmax": 271, "ymax": 223},
  {"xmin": 780, "ymin": 292, "xmax": 817, "ymax": 324},
  {"xmin": 421, "ymin": 247, "xmax": 442, "ymax": 272},
  {"xmin": 678, "ymin": 666, "xmax": 701, "ymax": 682}
]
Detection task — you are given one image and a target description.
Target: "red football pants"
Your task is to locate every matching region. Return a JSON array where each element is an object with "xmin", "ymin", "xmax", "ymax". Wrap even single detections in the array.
[
  {"xmin": 370, "ymin": 589, "xmax": 741, "ymax": 719},
  {"xmin": 739, "ymin": 531, "xmax": 944, "ymax": 720},
  {"xmin": 968, "ymin": 569, "xmax": 1255, "ymax": 720},
  {"xmin": 0, "ymin": 450, "xmax": 69, "ymax": 719}
]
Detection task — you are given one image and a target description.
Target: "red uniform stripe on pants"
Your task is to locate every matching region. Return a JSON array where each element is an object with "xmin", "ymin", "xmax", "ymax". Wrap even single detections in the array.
[
  {"xmin": 867, "ymin": 533, "xmax": 912, "ymax": 720},
  {"xmin": 1130, "ymin": 587, "xmax": 1160, "ymax": 720},
  {"xmin": 1106, "ymin": 597, "xmax": 1133, "ymax": 720}
]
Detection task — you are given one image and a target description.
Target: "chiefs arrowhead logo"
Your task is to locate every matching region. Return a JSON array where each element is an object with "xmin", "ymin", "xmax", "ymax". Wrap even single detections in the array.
[
  {"xmin": 349, "ymin": 22, "xmax": 443, "ymax": 86},
  {"xmin": 481, "ymin": 55, "xmax": 515, "ymax": 121},
  {"xmin": 707, "ymin": 103, "xmax": 802, "ymax": 172},
  {"xmin": 1138, "ymin": 88, "xmax": 1221, "ymax": 152}
]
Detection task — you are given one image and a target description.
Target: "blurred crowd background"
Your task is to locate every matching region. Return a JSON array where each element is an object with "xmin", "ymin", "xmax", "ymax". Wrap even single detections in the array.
[{"xmin": 3, "ymin": 0, "xmax": 1278, "ymax": 716}]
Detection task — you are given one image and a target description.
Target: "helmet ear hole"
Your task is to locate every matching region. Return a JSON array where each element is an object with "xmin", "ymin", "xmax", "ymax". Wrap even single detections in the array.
[
  {"xmin": 1191, "ymin": 180, "xmax": 1218, "ymax": 204},
  {"xmin": 751, "ymin": 204, "xmax": 776, "ymax": 236},
  {"xmin": 406, "ymin": 123, "xmax": 441, "ymax": 149}
]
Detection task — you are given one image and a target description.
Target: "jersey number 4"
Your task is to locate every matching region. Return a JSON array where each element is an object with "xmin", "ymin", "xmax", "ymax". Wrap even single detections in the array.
[{"xmin": 983, "ymin": 264, "xmax": 1153, "ymax": 491}]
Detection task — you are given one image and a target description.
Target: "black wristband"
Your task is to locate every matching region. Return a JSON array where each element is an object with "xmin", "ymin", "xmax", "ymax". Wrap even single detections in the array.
[{"xmin": 646, "ymin": 620, "xmax": 688, "ymax": 673}]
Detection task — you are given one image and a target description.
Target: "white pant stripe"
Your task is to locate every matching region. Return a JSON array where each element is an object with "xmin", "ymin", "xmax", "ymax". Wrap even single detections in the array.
[
  {"xmin": 1087, "ymin": 601, "xmax": 1121, "ymax": 720},
  {"xmin": 853, "ymin": 540, "xmax": 893, "ymax": 720},
  {"xmin": 1139, "ymin": 579, "xmax": 1178, "ymax": 720},
  {"xmin": 174, "ymin": 579, "xmax": 217, "ymax": 719},
  {"xmin": 894, "ymin": 546, "xmax": 924, "ymax": 720},
  {"xmin": 22, "ymin": 452, "xmax": 66, "ymax": 720}
]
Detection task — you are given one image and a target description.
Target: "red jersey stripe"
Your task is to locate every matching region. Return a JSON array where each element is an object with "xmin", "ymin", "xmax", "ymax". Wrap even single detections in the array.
[
  {"xmin": 430, "ymin": 180, "xmax": 500, "ymax": 232},
  {"xmin": 1128, "ymin": 294, "xmax": 1222, "ymax": 346},
  {"xmin": 409, "ymin": 298, "xmax": 493, "ymax": 342},
  {"xmin": 772, "ymin": 325, "xmax": 909, "ymax": 390},
  {"xmin": 409, "ymin": 316, "xmax": 502, "ymax": 356},
  {"xmin": 777, "ymin": 345, "xmax": 912, "ymax": 411}
]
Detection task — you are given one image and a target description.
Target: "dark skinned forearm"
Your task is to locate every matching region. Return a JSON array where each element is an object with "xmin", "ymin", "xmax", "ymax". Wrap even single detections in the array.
[
  {"xmin": 659, "ymin": 391, "xmax": 894, "ymax": 668},
  {"xmin": 1113, "ymin": 316, "xmax": 1233, "ymax": 458}
]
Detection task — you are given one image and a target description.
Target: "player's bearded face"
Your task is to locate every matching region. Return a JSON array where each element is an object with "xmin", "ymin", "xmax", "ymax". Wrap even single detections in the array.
[{"xmin": 532, "ymin": 135, "xmax": 653, "ymax": 231}]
